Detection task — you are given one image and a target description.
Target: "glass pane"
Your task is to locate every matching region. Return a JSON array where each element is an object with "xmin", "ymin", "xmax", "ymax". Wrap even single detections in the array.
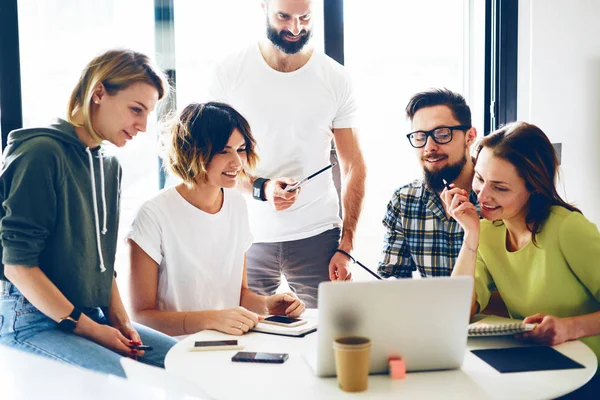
[
  {"xmin": 344, "ymin": 0, "xmax": 485, "ymax": 277},
  {"xmin": 17, "ymin": 0, "xmax": 158, "ymax": 305}
]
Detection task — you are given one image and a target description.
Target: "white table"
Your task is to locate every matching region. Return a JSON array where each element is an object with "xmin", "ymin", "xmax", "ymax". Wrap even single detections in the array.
[
  {"xmin": 165, "ymin": 310, "xmax": 597, "ymax": 399},
  {"xmin": 0, "ymin": 345, "xmax": 185, "ymax": 400}
]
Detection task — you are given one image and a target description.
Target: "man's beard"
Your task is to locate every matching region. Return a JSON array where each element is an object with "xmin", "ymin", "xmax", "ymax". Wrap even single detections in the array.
[
  {"xmin": 423, "ymin": 154, "xmax": 468, "ymax": 193},
  {"xmin": 266, "ymin": 22, "xmax": 312, "ymax": 54}
]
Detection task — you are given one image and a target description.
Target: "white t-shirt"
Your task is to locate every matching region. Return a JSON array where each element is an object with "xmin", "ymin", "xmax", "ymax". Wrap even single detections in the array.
[
  {"xmin": 126, "ymin": 187, "xmax": 253, "ymax": 312},
  {"xmin": 208, "ymin": 44, "xmax": 358, "ymax": 243}
]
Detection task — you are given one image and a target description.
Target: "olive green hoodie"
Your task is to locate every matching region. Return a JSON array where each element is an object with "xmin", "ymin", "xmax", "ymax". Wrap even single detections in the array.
[{"xmin": 0, "ymin": 119, "xmax": 121, "ymax": 308}]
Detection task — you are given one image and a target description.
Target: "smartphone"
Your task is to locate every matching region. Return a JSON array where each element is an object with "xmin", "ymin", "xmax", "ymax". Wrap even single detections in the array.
[
  {"xmin": 130, "ymin": 345, "xmax": 153, "ymax": 351},
  {"xmin": 261, "ymin": 315, "xmax": 307, "ymax": 328},
  {"xmin": 285, "ymin": 163, "xmax": 337, "ymax": 192},
  {"xmin": 231, "ymin": 351, "xmax": 289, "ymax": 364},
  {"xmin": 190, "ymin": 340, "xmax": 244, "ymax": 352}
]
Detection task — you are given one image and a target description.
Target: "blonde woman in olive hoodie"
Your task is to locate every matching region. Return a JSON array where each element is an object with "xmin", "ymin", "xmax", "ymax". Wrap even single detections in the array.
[{"xmin": 0, "ymin": 49, "xmax": 177, "ymax": 378}]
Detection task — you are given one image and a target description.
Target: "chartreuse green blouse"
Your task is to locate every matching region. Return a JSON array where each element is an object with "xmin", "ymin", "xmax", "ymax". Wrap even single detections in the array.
[{"xmin": 475, "ymin": 206, "xmax": 600, "ymax": 366}]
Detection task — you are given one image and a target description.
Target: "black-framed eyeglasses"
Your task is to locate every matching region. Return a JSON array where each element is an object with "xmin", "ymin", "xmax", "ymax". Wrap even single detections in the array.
[{"xmin": 406, "ymin": 125, "xmax": 471, "ymax": 148}]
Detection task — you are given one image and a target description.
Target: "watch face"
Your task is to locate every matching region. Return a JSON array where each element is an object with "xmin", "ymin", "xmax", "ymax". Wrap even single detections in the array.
[{"xmin": 58, "ymin": 318, "xmax": 77, "ymax": 331}]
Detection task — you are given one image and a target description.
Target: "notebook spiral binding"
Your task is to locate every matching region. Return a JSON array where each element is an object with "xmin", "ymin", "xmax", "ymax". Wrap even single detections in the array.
[{"xmin": 468, "ymin": 323, "xmax": 530, "ymax": 337}]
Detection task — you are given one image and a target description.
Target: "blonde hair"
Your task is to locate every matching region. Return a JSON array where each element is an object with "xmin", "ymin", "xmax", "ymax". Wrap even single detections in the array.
[
  {"xmin": 163, "ymin": 102, "xmax": 259, "ymax": 186},
  {"xmin": 67, "ymin": 49, "xmax": 169, "ymax": 142}
]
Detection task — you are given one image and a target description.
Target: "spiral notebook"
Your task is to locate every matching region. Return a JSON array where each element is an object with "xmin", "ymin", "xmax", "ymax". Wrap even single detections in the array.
[{"xmin": 468, "ymin": 316, "xmax": 536, "ymax": 337}]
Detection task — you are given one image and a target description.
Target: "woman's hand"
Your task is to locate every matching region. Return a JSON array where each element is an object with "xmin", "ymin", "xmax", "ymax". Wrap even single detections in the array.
[
  {"xmin": 517, "ymin": 314, "xmax": 574, "ymax": 346},
  {"xmin": 117, "ymin": 322, "xmax": 146, "ymax": 357},
  {"xmin": 266, "ymin": 292, "xmax": 306, "ymax": 318},
  {"xmin": 205, "ymin": 307, "xmax": 261, "ymax": 336},
  {"xmin": 441, "ymin": 186, "xmax": 480, "ymax": 234},
  {"xmin": 118, "ymin": 322, "xmax": 141, "ymax": 343},
  {"xmin": 79, "ymin": 319, "xmax": 139, "ymax": 357}
]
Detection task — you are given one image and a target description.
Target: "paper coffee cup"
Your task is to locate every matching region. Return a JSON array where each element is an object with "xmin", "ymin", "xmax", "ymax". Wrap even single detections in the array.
[{"xmin": 333, "ymin": 336, "xmax": 371, "ymax": 392}]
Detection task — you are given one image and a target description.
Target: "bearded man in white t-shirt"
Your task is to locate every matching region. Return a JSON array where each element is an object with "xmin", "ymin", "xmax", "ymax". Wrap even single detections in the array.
[{"xmin": 208, "ymin": 0, "xmax": 366, "ymax": 308}]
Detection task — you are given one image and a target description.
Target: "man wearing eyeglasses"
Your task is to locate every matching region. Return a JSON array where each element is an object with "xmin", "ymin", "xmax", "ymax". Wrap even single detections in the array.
[{"xmin": 378, "ymin": 88, "xmax": 478, "ymax": 279}]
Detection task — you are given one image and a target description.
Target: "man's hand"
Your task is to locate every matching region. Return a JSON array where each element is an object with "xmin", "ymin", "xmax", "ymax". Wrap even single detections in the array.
[
  {"xmin": 264, "ymin": 178, "xmax": 301, "ymax": 211},
  {"xmin": 329, "ymin": 251, "xmax": 353, "ymax": 281}
]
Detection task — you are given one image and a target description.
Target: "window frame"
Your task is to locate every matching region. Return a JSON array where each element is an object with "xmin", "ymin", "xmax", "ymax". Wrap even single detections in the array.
[{"xmin": 0, "ymin": 0, "xmax": 517, "ymax": 150}]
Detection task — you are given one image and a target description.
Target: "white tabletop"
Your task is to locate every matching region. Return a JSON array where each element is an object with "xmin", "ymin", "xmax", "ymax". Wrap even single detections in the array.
[
  {"xmin": 0, "ymin": 345, "xmax": 184, "ymax": 400},
  {"xmin": 165, "ymin": 310, "xmax": 597, "ymax": 400}
]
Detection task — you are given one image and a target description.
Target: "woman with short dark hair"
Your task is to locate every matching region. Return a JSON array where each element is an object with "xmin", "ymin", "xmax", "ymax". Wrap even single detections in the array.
[{"xmin": 127, "ymin": 102, "xmax": 305, "ymax": 337}]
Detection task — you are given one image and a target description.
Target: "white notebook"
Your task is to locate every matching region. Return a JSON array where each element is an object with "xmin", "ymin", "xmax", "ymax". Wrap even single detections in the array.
[{"xmin": 468, "ymin": 315, "xmax": 537, "ymax": 337}]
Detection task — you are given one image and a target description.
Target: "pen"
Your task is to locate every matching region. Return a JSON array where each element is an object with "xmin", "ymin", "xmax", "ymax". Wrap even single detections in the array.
[
  {"xmin": 285, "ymin": 162, "xmax": 337, "ymax": 192},
  {"xmin": 442, "ymin": 178, "xmax": 452, "ymax": 190},
  {"xmin": 335, "ymin": 249, "xmax": 382, "ymax": 280},
  {"xmin": 299, "ymin": 162, "xmax": 336, "ymax": 185},
  {"xmin": 443, "ymin": 178, "xmax": 471, "ymax": 205},
  {"xmin": 356, "ymin": 259, "xmax": 383, "ymax": 280}
]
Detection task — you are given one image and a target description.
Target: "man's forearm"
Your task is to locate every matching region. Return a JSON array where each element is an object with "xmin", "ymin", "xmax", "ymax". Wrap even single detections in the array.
[{"xmin": 339, "ymin": 158, "xmax": 366, "ymax": 252}]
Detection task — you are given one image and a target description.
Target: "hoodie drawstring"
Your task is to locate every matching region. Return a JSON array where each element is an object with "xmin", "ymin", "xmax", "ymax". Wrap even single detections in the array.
[
  {"xmin": 98, "ymin": 153, "xmax": 107, "ymax": 234},
  {"xmin": 86, "ymin": 147, "xmax": 107, "ymax": 273}
]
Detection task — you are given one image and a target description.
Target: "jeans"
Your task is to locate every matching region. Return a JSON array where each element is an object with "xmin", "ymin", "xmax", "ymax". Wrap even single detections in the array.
[
  {"xmin": 0, "ymin": 280, "xmax": 177, "ymax": 378},
  {"xmin": 246, "ymin": 228, "xmax": 341, "ymax": 308}
]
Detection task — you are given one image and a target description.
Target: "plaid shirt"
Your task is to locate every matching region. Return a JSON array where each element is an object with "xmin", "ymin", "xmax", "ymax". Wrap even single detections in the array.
[{"xmin": 378, "ymin": 179, "xmax": 479, "ymax": 278}]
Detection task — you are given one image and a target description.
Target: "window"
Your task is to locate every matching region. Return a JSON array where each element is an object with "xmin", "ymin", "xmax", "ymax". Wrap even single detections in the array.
[
  {"xmin": 343, "ymin": 0, "xmax": 486, "ymax": 277},
  {"xmin": 17, "ymin": 0, "xmax": 160, "ymax": 305},
  {"xmin": 9, "ymin": 0, "xmax": 487, "ymax": 292},
  {"xmin": 174, "ymin": 0, "xmax": 324, "ymax": 107}
]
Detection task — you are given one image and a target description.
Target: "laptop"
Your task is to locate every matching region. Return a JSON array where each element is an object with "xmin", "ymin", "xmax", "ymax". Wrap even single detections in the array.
[{"xmin": 307, "ymin": 276, "xmax": 473, "ymax": 376}]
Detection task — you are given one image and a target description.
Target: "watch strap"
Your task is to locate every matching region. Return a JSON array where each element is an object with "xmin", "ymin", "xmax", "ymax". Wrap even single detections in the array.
[
  {"xmin": 253, "ymin": 177, "xmax": 269, "ymax": 201},
  {"xmin": 58, "ymin": 307, "xmax": 82, "ymax": 331}
]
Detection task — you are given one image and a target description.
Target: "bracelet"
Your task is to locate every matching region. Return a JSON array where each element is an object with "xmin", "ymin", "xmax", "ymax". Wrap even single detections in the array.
[
  {"xmin": 465, "ymin": 243, "xmax": 478, "ymax": 253},
  {"xmin": 335, "ymin": 249, "xmax": 356, "ymax": 264}
]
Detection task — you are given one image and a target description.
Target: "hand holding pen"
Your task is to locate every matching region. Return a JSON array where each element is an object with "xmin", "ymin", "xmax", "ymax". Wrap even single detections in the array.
[
  {"xmin": 264, "ymin": 178, "xmax": 301, "ymax": 211},
  {"xmin": 285, "ymin": 163, "xmax": 336, "ymax": 192},
  {"xmin": 440, "ymin": 179, "xmax": 479, "ymax": 233},
  {"xmin": 264, "ymin": 163, "xmax": 337, "ymax": 212}
]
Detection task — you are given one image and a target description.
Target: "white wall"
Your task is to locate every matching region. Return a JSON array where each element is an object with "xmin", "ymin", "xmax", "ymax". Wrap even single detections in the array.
[{"xmin": 518, "ymin": 0, "xmax": 600, "ymax": 225}]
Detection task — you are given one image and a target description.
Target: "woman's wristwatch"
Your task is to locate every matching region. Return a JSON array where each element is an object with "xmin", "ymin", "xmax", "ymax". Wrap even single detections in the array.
[{"xmin": 58, "ymin": 307, "xmax": 82, "ymax": 331}]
